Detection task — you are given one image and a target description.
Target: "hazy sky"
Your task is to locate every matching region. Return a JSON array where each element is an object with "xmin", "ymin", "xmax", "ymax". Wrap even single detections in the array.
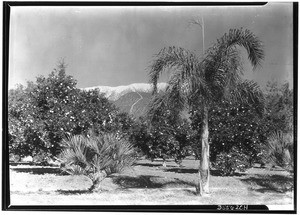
[{"xmin": 9, "ymin": 3, "xmax": 293, "ymax": 89}]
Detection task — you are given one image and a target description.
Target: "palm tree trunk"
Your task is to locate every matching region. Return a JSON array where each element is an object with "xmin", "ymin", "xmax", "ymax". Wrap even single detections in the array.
[
  {"xmin": 197, "ymin": 107, "xmax": 210, "ymax": 195},
  {"xmin": 88, "ymin": 170, "xmax": 108, "ymax": 192}
]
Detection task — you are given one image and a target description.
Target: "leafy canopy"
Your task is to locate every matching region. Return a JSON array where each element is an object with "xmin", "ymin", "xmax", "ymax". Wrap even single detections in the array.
[
  {"xmin": 8, "ymin": 62, "xmax": 133, "ymax": 158},
  {"xmin": 148, "ymin": 28, "xmax": 265, "ymax": 114}
]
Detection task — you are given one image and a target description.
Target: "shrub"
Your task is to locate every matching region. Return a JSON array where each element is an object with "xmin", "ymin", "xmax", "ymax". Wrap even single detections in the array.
[
  {"xmin": 59, "ymin": 132, "xmax": 137, "ymax": 191},
  {"xmin": 264, "ymin": 81, "xmax": 293, "ymax": 134},
  {"xmin": 264, "ymin": 130, "xmax": 293, "ymax": 171},
  {"xmin": 212, "ymin": 147, "xmax": 250, "ymax": 176}
]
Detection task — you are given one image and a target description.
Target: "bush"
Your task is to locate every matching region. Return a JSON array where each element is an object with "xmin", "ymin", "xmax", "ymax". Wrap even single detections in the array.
[
  {"xmin": 264, "ymin": 81, "xmax": 293, "ymax": 134},
  {"xmin": 264, "ymin": 130, "xmax": 293, "ymax": 171},
  {"xmin": 59, "ymin": 132, "xmax": 137, "ymax": 191},
  {"xmin": 212, "ymin": 147, "xmax": 250, "ymax": 176}
]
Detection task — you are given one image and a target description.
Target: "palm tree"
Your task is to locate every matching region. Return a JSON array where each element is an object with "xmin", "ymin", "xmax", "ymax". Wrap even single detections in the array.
[
  {"xmin": 59, "ymin": 132, "xmax": 137, "ymax": 191},
  {"xmin": 148, "ymin": 28, "xmax": 265, "ymax": 195},
  {"xmin": 265, "ymin": 130, "xmax": 293, "ymax": 171}
]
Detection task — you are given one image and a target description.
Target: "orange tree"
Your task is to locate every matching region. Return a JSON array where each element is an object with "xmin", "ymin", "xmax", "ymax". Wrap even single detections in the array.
[
  {"xmin": 197, "ymin": 101, "xmax": 266, "ymax": 175},
  {"xmin": 129, "ymin": 113, "xmax": 191, "ymax": 164},
  {"xmin": 8, "ymin": 62, "xmax": 132, "ymax": 161}
]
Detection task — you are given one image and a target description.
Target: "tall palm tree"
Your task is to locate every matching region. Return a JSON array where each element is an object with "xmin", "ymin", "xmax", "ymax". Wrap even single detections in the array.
[{"xmin": 148, "ymin": 28, "xmax": 265, "ymax": 195}]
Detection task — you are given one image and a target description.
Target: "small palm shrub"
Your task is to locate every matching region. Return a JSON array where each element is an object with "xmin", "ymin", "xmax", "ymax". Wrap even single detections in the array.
[
  {"xmin": 59, "ymin": 132, "xmax": 137, "ymax": 191},
  {"xmin": 264, "ymin": 130, "xmax": 293, "ymax": 171},
  {"xmin": 212, "ymin": 147, "xmax": 250, "ymax": 176}
]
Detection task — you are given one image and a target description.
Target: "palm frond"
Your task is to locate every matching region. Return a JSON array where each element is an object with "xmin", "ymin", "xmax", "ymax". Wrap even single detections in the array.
[
  {"xmin": 166, "ymin": 74, "xmax": 188, "ymax": 110},
  {"xmin": 210, "ymin": 28, "xmax": 264, "ymax": 69},
  {"xmin": 147, "ymin": 92, "xmax": 169, "ymax": 123},
  {"xmin": 149, "ymin": 46, "xmax": 203, "ymax": 94},
  {"xmin": 148, "ymin": 46, "xmax": 212, "ymax": 119},
  {"xmin": 148, "ymin": 28, "xmax": 264, "ymax": 118},
  {"xmin": 265, "ymin": 130, "xmax": 293, "ymax": 169},
  {"xmin": 203, "ymin": 28, "xmax": 264, "ymax": 102},
  {"xmin": 59, "ymin": 133, "xmax": 137, "ymax": 177},
  {"xmin": 61, "ymin": 164, "xmax": 87, "ymax": 175},
  {"xmin": 229, "ymin": 80, "xmax": 265, "ymax": 115},
  {"xmin": 60, "ymin": 135, "xmax": 91, "ymax": 170}
]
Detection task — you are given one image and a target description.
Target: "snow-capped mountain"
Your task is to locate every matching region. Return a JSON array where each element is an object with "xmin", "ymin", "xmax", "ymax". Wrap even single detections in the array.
[{"xmin": 84, "ymin": 83, "xmax": 167, "ymax": 101}]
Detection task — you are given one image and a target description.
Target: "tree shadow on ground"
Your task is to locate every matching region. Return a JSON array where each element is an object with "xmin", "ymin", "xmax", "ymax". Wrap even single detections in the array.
[
  {"xmin": 240, "ymin": 174, "xmax": 294, "ymax": 193},
  {"xmin": 164, "ymin": 168, "xmax": 246, "ymax": 177},
  {"xmin": 182, "ymin": 189, "xmax": 198, "ymax": 196},
  {"xmin": 164, "ymin": 168, "xmax": 198, "ymax": 174},
  {"xmin": 134, "ymin": 163, "xmax": 162, "ymax": 167},
  {"xmin": 112, "ymin": 175, "xmax": 195, "ymax": 189},
  {"xmin": 12, "ymin": 167, "xmax": 67, "ymax": 175},
  {"xmin": 113, "ymin": 175, "xmax": 163, "ymax": 188},
  {"xmin": 136, "ymin": 163, "xmax": 179, "ymax": 168},
  {"xmin": 56, "ymin": 189, "xmax": 91, "ymax": 195},
  {"xmin": 210, "ymin": 169, "xmax": 246, "ymax": 177}
]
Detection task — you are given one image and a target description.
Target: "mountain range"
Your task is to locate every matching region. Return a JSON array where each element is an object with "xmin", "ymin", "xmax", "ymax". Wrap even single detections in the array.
[{"xmin": 84, "ymin": 83, "xmax": 167, "ymax": 118}]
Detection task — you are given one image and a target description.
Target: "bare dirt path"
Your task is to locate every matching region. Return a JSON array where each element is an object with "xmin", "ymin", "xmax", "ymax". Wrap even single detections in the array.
[{"xmin": 129, "ymin": 91, "xmax": 143, "ymax": 114}]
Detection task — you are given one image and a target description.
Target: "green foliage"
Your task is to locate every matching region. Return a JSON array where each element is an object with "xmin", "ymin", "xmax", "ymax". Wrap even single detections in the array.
[
  {"xmin": 110, "ymin": 112, "xmax": 136, "ymax": 137},
  {"xmin": 9, "ymin": 154, "xmax": 21, "ymax": 162},
  {"xmin": 8, "ymin": 61, "xmax": 131, "ymax": 158},
  {"xmin": 70, "ymin": 88, "xmax": 120, "ymax": 136},
  {"xmin": 128, "ymin": 117, "xmax": 153, "ymax": 158},
  {"xmin": 148, "ymin": 29, "xmax": 265, "ymax": 175},
  {"xmin": 264, "ymin": 81, "xmax": 293, "ymax": 134},
  {"xmin": 28, "ymin": 63, "xmax": 81, "ymax": 155},
  {"xmin": 129, "ymin": 98, "xmax": 192, "ymax": 163},
  {"xmin": 264, "ymin": 131, "xmax": 293, "ymax": 171},
  {"xmin": 213, "ymin": 147, "xmax": 250, "ymax": 176},
  {"xmin": 59, "ymin": 132, "xmax": 137, "ymax": 190},
  {"xmin": 8, "ymin": 83, "xmax": 49, "ymax": 157},
  {"xmin": 207, "ymin": 101, "xmax": 266, "ymax": 164},
  {"xmin": 205, "ymin": 81, "xmax": 293, "ymax": 172},
  {"xmin": 141, "ymin": 95, "xmax": 192, "ymax": 163},
  {"xmin": 147, "ymin": 121, "xmax": 191, "ymax": 163},
  {"xmin": 262, "ymin": 81, "xmax": 294, "ymax": 171},
  {"xmin": 149, "ymin": 28, "xmax": 264, "ymax": 116}
]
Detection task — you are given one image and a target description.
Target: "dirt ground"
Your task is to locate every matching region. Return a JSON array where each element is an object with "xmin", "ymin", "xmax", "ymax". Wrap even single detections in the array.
[{"xmin": 9, "ymin": 158, "xmax": 294, "ymax": 208}]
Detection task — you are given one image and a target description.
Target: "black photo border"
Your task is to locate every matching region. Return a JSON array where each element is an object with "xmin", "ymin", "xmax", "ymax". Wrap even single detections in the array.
[{"xmin": 2, "ymin": 1, "xmax": 298, "ymax": 213}]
